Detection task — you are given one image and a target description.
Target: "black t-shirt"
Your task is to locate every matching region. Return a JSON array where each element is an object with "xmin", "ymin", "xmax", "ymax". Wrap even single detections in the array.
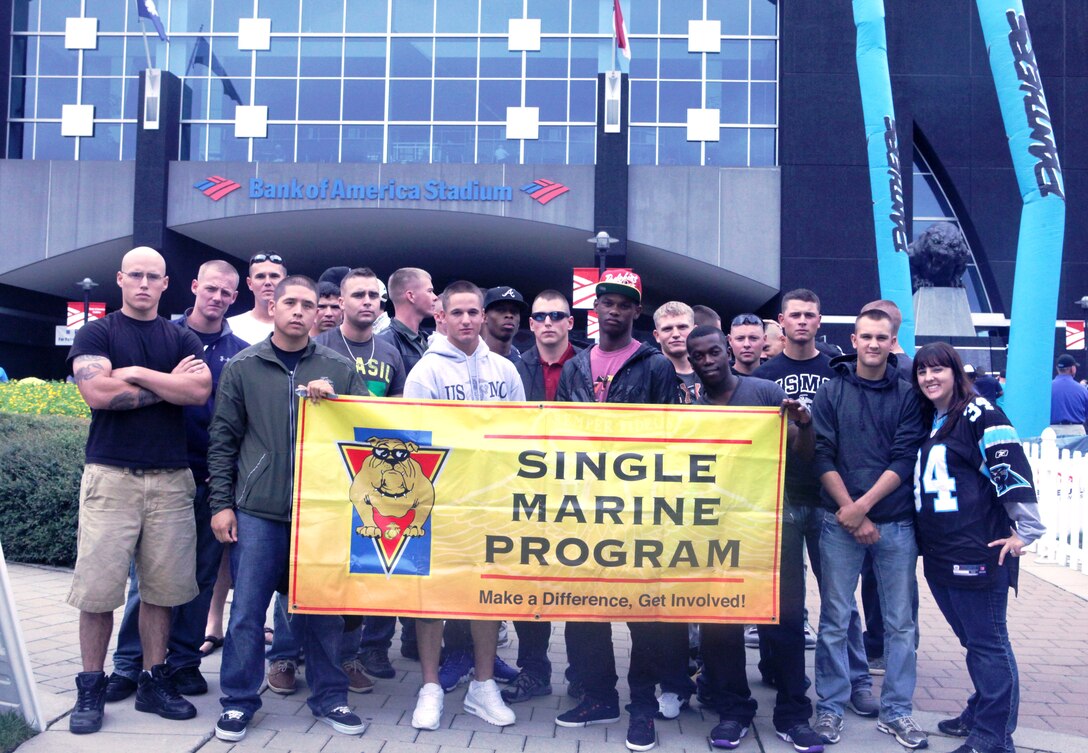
[
  {"xmin": 676, "ymin": 370, "xmax": 702, "ymax": 404},
  {"xmin": 915, "ymin": 397, "xmax": 1036, "ymax": 588},
  {"xmin": 753, "ymin": 351, "xmax": 835, "ymax": 501},
  {"xmin": 67, "ymin": 311, "xmax": 204, "ymax": 468},
  {"xmin": 271, "ymin": 341, "xmax": 305, "ymax": 373},
  {"xmin": 694, "ymin": 374, "xmax": 786, "ymax": 409},
  {"xmin": 194, "ymin": 329, "xmax": 220, "ymax": 348}
]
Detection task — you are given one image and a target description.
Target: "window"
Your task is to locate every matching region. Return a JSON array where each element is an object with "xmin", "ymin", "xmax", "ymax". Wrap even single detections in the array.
[
  {"xmin": 912, "ymin": 145, "xmax": 993, "ymax": 312},
  {"xmin": 6, "ymin": 0, "xmax": 775, "ymax": 165}
]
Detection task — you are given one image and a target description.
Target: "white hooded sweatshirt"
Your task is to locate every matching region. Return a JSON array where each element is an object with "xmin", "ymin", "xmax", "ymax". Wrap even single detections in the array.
[{"xmin": 404, "ymin": 335, "xmax": 525, "ymax": 402}]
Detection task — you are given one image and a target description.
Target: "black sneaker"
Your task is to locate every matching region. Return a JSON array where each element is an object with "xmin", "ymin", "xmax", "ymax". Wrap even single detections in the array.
[
  {"xmin": 708, "ymin": 720, "xmax": 748, "ymax": 749},
  {"xmin": 169, "ymin": 666, "xmax": 208, "ymax": 696},
  {"xmin": 104, "ymin": 672, "xmax": 138, "ymax": 703},
  {"xmin": 317, "ymin": 705, "xmax": 368, "ymax": 735},
  {"xmin": 401, "ymin": 640, "xmax": 420, "ymax": 661},
  {"xmin": 776, "ymin": 723, "xmax": 826, "ymax": 753},
  {"xmin": 215, "ymin": 709, "xmax": 249, "ymax": 742},
  {"xmin": 625, "ymin": 715, "xmax": 657, "ymax": 751},
  {"xmin": 70, "ymin": 671, "xmax": 108, "ymax": 734},
  {"xmin": 360, "ymin": 647, "xmax": 396, "ymax": 679},
  {"xmin": 501, "ymin": 671, "xmax": 552, "ymax": 703},
  {"xmin": 937, "ymin": 714, "xmax": 971, "ymax": 738},
  {"xmin": 134, "ymin": 664, "xmax": 197, "ymax": 720},
  {"xmin": 555, "ymin": 699, "xmax": 621, "ymax": 727}
]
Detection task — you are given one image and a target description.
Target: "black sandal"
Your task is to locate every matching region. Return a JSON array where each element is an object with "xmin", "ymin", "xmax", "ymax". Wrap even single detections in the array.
[{"xmin": 200, "ymin": 635, "xmax": 224, "ymax": 656}]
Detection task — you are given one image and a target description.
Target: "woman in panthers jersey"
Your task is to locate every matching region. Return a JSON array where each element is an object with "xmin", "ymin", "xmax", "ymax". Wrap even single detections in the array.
[{"xmin": 912, "ymin": 342, "xmax": 1044, "ymax": 753}]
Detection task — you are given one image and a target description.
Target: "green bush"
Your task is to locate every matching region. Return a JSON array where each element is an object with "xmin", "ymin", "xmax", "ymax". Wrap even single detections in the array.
[{"xmin": 0, "ymin": 413, "xmax": 88, "ymax": 567}]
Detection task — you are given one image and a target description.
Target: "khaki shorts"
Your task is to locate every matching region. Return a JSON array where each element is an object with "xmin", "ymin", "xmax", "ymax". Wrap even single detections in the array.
[{"xmin": 67, "ymin": 464, "xmax": 198, "ymax": 612}]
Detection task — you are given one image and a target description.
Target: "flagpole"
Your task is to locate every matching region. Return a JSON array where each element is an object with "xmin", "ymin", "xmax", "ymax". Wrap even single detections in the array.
[
  {"xmin": 139, "ymin": 20, "xmax": 153, "ymax": 69},
  {"xmin": 611, "ymin": 1, "xmax": 618, "ymax": 74},
  {"xmin": 184, "ymin": 24, "xmax": 204, "ymax": 77}
]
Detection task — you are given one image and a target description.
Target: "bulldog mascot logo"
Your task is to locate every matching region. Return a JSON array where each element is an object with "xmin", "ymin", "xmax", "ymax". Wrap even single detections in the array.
[
  {"xmin": 349, "ymin": 438, "xmax": 435, "ymax": 540},
  {"xmin": 339, "ymin": 434, "xmax": 448, "ymax": 576}
]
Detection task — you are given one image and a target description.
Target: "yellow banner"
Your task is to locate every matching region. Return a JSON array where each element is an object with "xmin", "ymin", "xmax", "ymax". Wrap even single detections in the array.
[{"xmin": 290, "ymin": 396, "xmax": 786, "ymax": 623}]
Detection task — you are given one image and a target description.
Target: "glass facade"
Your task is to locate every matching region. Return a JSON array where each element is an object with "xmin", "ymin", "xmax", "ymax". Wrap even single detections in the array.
[
  {"xmin": 912, "ymin": 145, "xmax": 993, "ymax": 313},
  {"xmin": 8, "ymin": 0, "xmax": 777, "ymax": 166}
]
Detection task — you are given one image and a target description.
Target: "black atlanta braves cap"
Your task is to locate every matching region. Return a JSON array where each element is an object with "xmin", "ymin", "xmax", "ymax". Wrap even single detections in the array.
[{"xmin": 484, "ymin": 286, "xmax": 529, "ymax": 313}]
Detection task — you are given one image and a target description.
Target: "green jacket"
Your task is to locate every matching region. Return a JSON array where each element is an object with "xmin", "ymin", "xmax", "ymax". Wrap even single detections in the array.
[{"xmin": 207, "ymin": 337, "xmax": 368, "ymax": 522}]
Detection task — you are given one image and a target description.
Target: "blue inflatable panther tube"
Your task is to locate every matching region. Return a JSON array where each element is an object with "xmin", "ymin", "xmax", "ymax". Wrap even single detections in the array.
[
  {"xmin": 977, "ymin": 1, "xmax": 1066, "ymax": 435},
  {"xmin": 853, "ymin": 0, "xmax": 915, "ymax": 352}
]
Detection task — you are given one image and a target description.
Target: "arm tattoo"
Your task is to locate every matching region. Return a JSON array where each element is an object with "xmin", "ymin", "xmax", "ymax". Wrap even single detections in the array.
[
  {"xmin": 107, "ymin": 388, "xmax": 160, "ymax": 410},
  {"xmin": 73, "ymin": 356, "xmax": 107, "ymax": 384}
]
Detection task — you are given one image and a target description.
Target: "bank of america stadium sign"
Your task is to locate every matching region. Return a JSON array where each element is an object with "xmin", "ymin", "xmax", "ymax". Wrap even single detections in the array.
[{"xmin": 194, "ymin": 176, "xmax": 569, "ymax": 204}]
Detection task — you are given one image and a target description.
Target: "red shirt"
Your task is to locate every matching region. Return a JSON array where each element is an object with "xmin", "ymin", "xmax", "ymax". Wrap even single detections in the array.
[{"xmin": 541, "ymin": 343, "xmax": 577, "ymax": 400}]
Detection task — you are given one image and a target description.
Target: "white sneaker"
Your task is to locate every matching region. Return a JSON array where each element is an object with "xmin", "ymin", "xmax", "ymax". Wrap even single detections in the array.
[
  {"xmin": 412, "ymin": 683, "xmax": 444, "ymax": 730},
  {"xmin": 496, "ymin": 621, "xmax": 511, "ymax": 648},
  {"xmin": 657, "ymin": 692, "xmax": 681, "ymax": 719},
  {"xmin": 743, "ymin": 625, "xmax": 760, "ymax": 648},
  {"xmin": 464, "ymin": 678, "xmax": 516, "ymax": 726},
  {"xmin": 803, "ymin": 622, "xmax": 818, "ymax": 650}
]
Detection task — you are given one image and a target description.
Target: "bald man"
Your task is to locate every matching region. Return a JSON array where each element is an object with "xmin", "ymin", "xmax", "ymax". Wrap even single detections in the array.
[{"xmin": 67, "ymin": 247, "xmax": 212, "ymax": 734}]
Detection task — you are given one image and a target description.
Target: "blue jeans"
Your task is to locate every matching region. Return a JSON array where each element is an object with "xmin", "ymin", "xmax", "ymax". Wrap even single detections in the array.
[
  {"xmin": 779, "ymin": 500, "xmax": 871, "ymax": 692},
  {"xmin": 928, "ymin": 566, "xmax": 1018, "ymax": 753},
  {"xmin": 359, "ymin": 615, "xmax": 416, "ymax": 652},
  {"xmin": 266, "ymin": 592, "xmax": 301, "ymax": 661},
  {"xmin": 112, "ymin": 483, "xmax": 223, "ymax": 678},
  {"xmin": 815, "ymin": 511, "xmax": 918, "ymax": 720},
  {"xmin": 220, "ymin": 511, "xmax": 349, "ymax": 718}
]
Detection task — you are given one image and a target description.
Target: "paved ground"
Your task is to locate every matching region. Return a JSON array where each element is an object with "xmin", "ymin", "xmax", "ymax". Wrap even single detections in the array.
[{"xmin": 7, "ymin": 554, "xmax": 1088, "ymax": 753}]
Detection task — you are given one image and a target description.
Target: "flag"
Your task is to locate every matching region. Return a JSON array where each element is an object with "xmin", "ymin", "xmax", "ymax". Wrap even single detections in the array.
[
  {"xmin": 135, "ymin": 0, "xmax": 168, "ymax": 42},
  {"xmin": 613, "ymin": 0, "xmax": 631, "ymax": 60},
  {"xmin": 190, "ymin": 37, "xmax": 244, "ymax": 105}
]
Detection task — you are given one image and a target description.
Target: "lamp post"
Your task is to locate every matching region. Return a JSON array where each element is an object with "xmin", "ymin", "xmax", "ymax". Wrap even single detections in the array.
[
  {"xmin": 76, "ymin": 277, "xmax": 98, "ymax": 327},
  {"xmin": 588, "ymin": 231, "xmax": 619, "ymax": 276}
]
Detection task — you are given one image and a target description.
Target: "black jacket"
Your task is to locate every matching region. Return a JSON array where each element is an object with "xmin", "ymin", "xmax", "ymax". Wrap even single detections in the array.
[
  {"xmin": 556, "ymin": 342, "xmax": 679, "ymax": 405},
  {"xmin": 810, "ymin": 353, "xmax": 926, "ymax": 522},
  {"xmin": 517, "ymin": 344, "xmax": 581, "ymax": 401},
  {"xmin": 379, "ymin": 319, "xmax": 431, "ymax": 374}
]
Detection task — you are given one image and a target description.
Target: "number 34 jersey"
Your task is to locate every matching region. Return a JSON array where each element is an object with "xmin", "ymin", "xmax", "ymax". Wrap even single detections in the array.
[{"xmin": 914, "ymin": 396, "xmax": 1038, "ymax": 588}]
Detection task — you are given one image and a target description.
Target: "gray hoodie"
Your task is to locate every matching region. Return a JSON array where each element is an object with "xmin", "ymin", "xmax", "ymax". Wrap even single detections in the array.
[{"xmin": 404, "ymin": 335, "xmax": 526, "ymax": 402}]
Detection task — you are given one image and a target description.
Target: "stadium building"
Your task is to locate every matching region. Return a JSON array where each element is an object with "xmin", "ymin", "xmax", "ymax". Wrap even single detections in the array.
[{"xmin": 0, "ymin": 0, "xmax": 1085, "ymax": 378}]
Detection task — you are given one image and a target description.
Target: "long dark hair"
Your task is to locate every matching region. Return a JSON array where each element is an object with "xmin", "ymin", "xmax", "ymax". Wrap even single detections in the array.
[{"xmin": 912, "ymin": 342, "xmax": 976, "ymax": 437}]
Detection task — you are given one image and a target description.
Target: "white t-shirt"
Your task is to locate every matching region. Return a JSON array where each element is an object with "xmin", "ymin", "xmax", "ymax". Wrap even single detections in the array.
[{"xmin": 227, "ymin": 311, "xmax": 274, "ymax": 345}]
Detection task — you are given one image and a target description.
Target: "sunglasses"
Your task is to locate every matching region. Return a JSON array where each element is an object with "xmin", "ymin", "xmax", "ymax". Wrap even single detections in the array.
[
  {"xmin": 530, "ymin": 311, "xmax": 570, "ymax": 322},
  {"xmin": 730, "ymin": 313, "xmax": 762, "ymax": 327},
  {"xmin": 371, "ymin": 446, "xmax": 411, "ymax": 463},
  {"xmin": 249, "ymin": 253, "xmax": 284, "ymax": 265},
  {"xmin": 121, "ymin": 271, "xmax": 164, "ymax": 282}
]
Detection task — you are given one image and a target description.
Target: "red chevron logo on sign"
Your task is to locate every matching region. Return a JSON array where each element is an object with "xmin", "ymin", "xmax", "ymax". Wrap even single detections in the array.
[
  {"xmin": 520, "ymin": 179, "xmax": 570, "ymax": 205},
  {"xmin": 194, "ymin": 176, "xmax": 242, "ymax": 201}
]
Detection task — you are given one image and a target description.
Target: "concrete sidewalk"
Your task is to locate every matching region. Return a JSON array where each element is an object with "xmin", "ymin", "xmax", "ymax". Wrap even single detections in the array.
[{"xmin": 7, "ymin": 556, "xmax": 1088, "ymax": 753}]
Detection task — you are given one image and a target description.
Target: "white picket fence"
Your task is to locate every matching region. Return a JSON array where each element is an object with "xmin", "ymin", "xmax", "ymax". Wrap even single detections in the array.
[{"xmin": 1025, "ymin": 430, "xmax": 1088, "ymax": 571}]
